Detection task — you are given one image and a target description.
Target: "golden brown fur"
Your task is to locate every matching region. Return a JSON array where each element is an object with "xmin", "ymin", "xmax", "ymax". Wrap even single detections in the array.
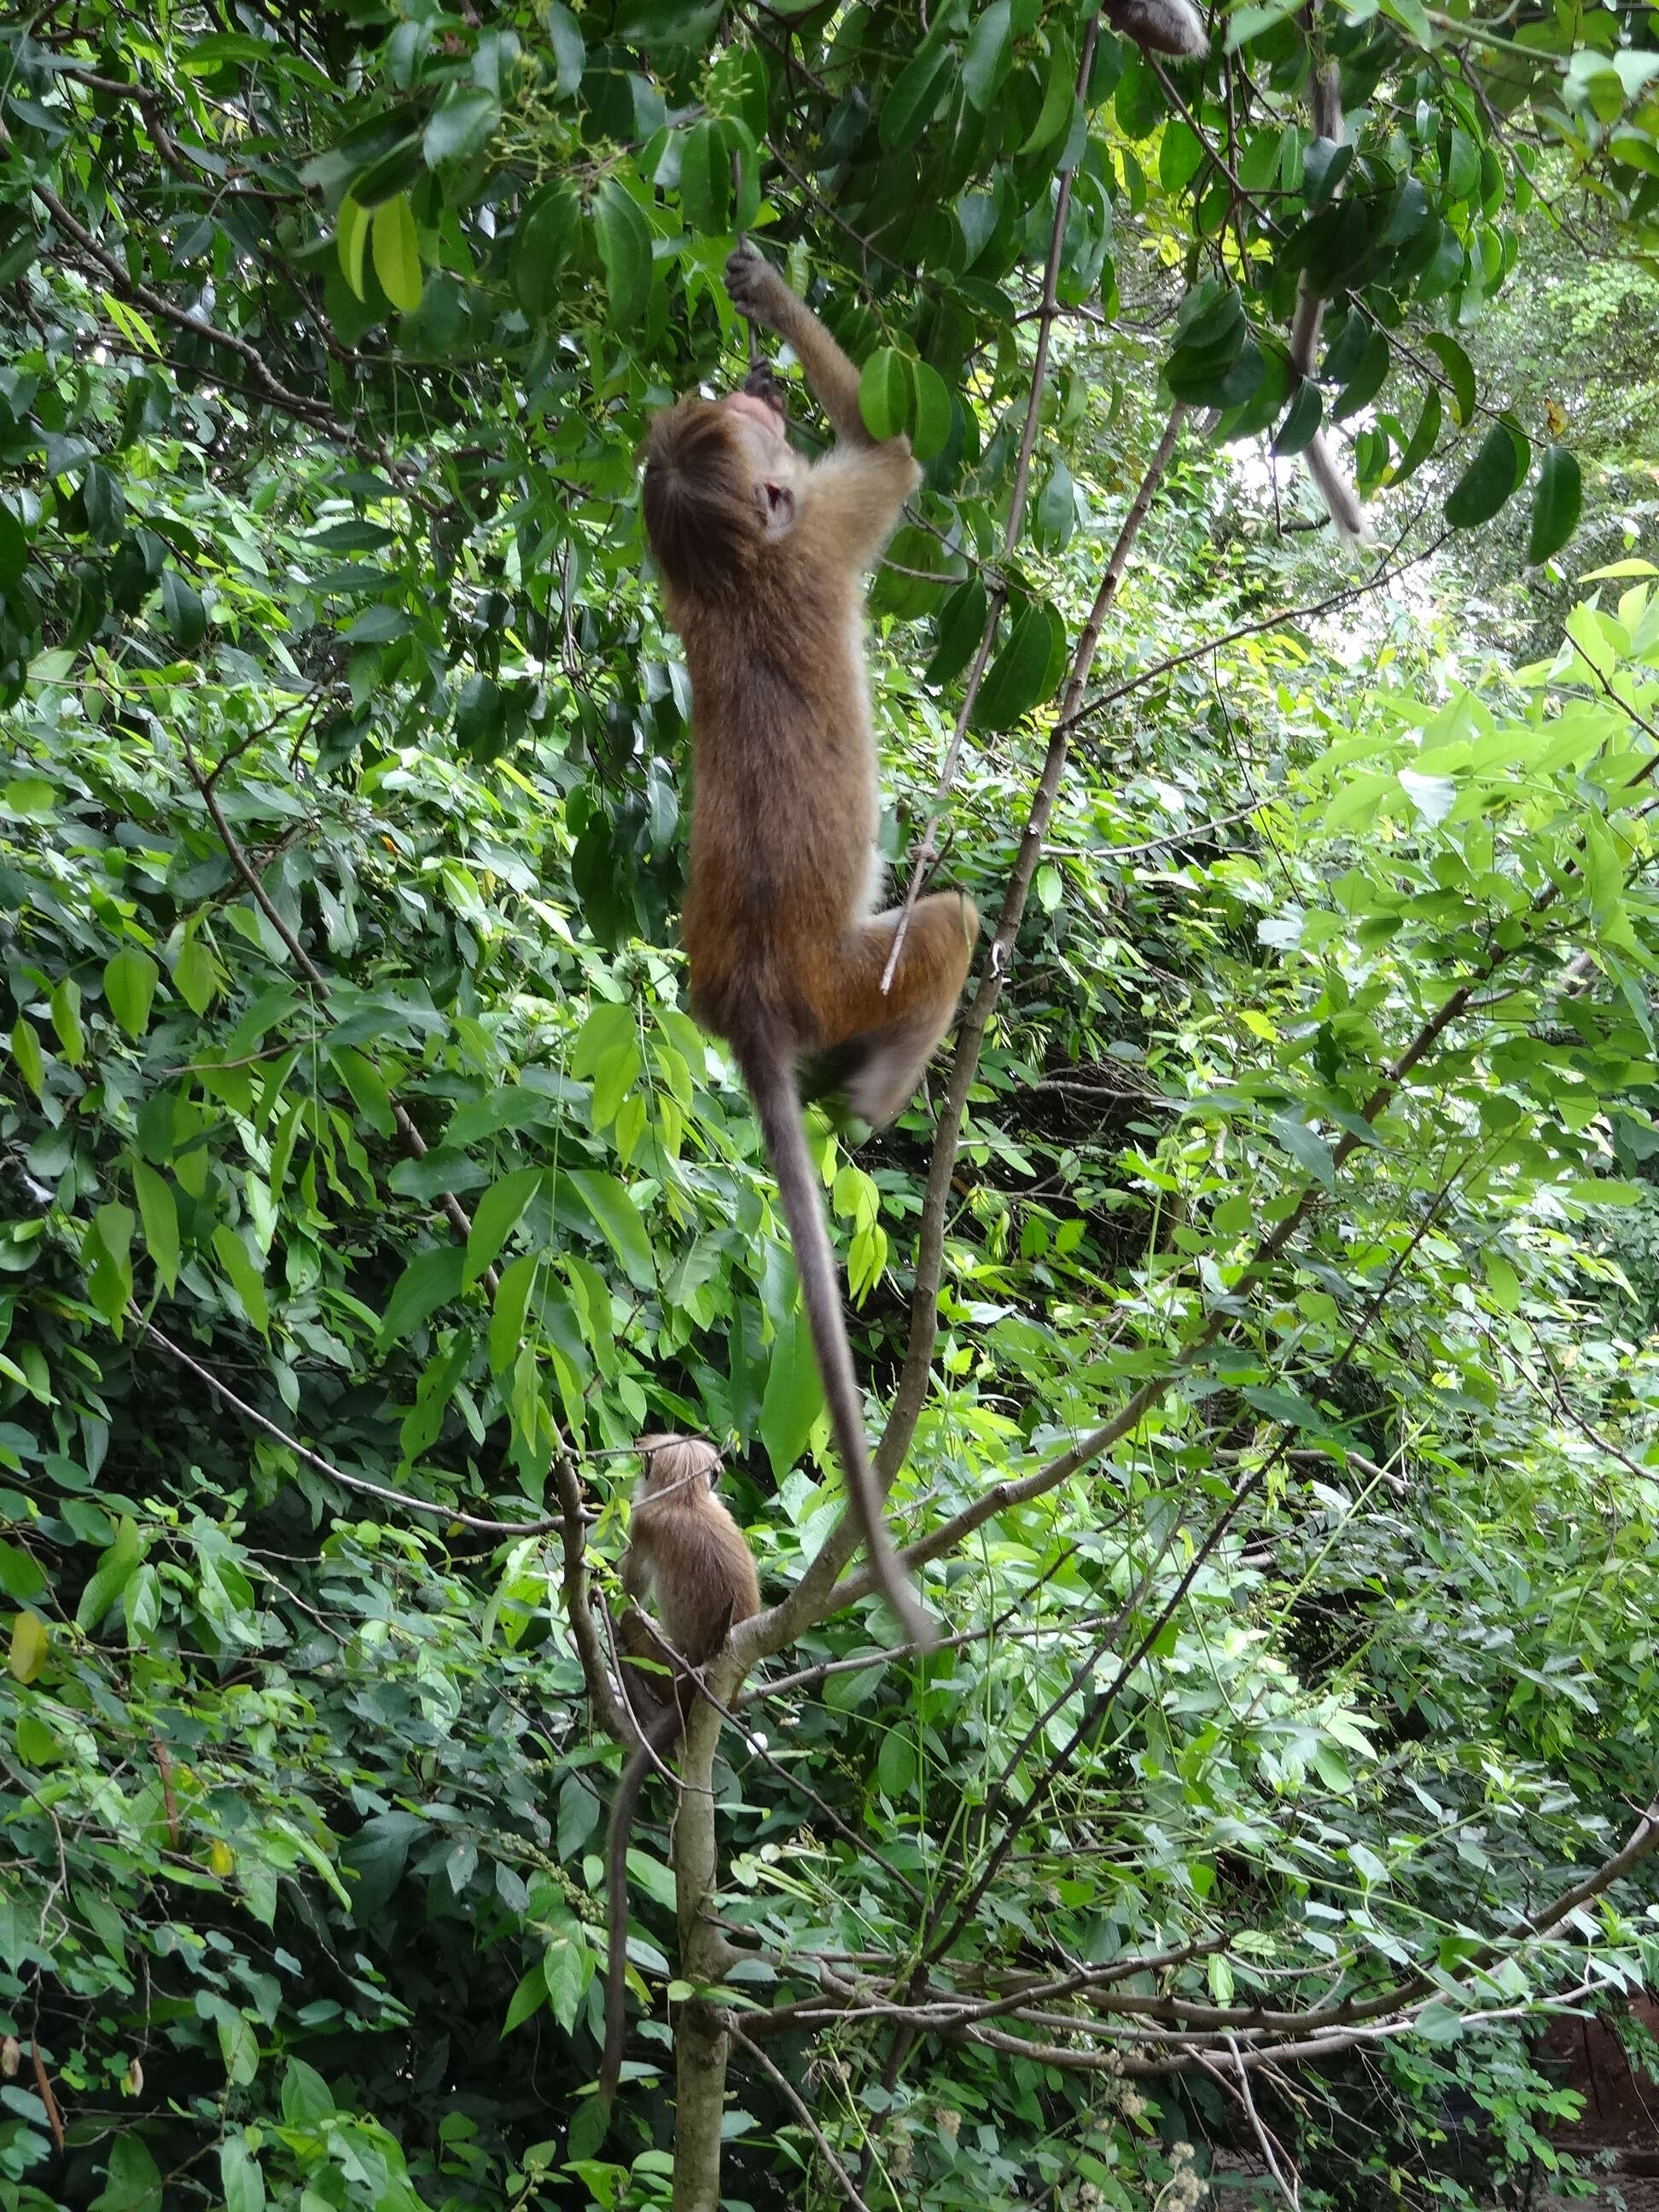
[
  {"xmin": 600, "ymin": 1435, "xmax": 760, "ymax": 2116},
  {"xmin": 637, "ymin": 244, "xmax": 978, "ymax": 1649}
]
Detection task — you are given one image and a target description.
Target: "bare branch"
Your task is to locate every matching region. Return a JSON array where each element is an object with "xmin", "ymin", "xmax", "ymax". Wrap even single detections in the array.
[
  {"xmin": 880, "ymin": 20, "xmax": 1100, "ymax": 996},
  {"xmin": 135, "ymin": 1313, "xmax": 562, "ymax": 1538}
]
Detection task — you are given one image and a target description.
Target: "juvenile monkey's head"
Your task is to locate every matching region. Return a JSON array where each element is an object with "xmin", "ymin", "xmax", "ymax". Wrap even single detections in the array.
[
  {"xmin": 640, "ymin": 390, "xmax": 798, "ymax": 599},
  {"xmin": 635, "ymin": 1432, "xmax": 723, "ymax": 1503}
]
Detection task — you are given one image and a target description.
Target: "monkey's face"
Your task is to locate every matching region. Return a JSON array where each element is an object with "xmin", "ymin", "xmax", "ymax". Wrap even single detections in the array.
[{"xmin": 722, "ymin": 393, "xmax": 798, "ymax": 538}]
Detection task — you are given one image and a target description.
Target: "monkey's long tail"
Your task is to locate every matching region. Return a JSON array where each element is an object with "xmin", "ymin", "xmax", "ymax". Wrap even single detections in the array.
[
  {"xmin": 600, "ymin": 1701, "xmax": 682, "ymax": 2116},
  {"xmin": 1286, "ymin": 55, "xmax": 1365, "ymax": 545},
  {"xmin": 742, "ymin": 1048, "xmax": 937, "ymax": 1651}
]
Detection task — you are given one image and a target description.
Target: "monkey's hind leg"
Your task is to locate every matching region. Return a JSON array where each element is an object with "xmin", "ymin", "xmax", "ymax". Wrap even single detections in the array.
[{"xmin": 822, "ymin": 891, "xmax": 980, "ymax": 1131}]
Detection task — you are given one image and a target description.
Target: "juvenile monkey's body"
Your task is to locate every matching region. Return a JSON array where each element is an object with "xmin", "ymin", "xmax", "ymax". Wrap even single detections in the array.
[
  {"xmin": 601, "ymin": 1435, "xmax": 760, "ymax": 2113},
  {"xmin": 641, "ymin": 247, "xmax": 978, "ymax": 1644}
]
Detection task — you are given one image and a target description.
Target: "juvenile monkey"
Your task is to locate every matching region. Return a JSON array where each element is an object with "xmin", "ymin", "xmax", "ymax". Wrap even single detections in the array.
[
  {"xmin": 1286, "ymin": 49, "xmax": 1367, "ymax": 544},
  {"xmin": 600, "ymin": 1435, "xmax": 760, "ymax": 2113},
  {"xmin": 640, "ymin": 242, "xmax": 977, "ymax": 1650}
]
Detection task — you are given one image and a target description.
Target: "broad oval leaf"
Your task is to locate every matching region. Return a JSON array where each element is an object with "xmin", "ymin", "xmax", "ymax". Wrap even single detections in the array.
[
  {"xmin": 1445, "ymin": 422, "xmax": 1522, "ymax": 530},
  {"xmin": 104, "ymin": 947, "xmax": 158, "ymax": 1039},
  {"xmin": 678, "ymin": 119, "xmax": 731, "ymax": 235},
  {"xmin": 859, "ymin": 348, "xmax": 913, "ymax": 442},
  {"xmin": 567, "ymin": 1168, "xmax": 655, "ymax": 1291},
  {"xmin": 513, "ymin": 185, "xmax": 578, "ymax": 317},
  {"xmin": 160, "ymin": 568, "xmax": 207, "ymax": 652},
  {"xmin": 925, "ymin": 577, "xmax": 991, "ymax": 689},
  {"xmin": 1527, "ymin": 446, "xmax": 1582, "ymax": 566},
  {"xmin": 911, "ymin": 363, "xmax": 952, "ymax": 461},
  {"xmin": 594, "ymin": 180, "xmax": 652, "ymax": 327},
  {"xmin": 973, "ymin": 597, "xmax": 1055, "ymax": 731},
  {"xmin": 370, "ymin": 193, "xmax": 423, "ymax": 314},
  {"xmin": 963, "ymin": 0, "xmax": 1013, "ymax": 113}
]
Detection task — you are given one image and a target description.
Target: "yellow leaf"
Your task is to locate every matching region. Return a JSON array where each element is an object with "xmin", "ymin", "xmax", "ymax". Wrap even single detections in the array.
[{"xmin": 9, "ymin": 1610, "xmax": 49, "ymax": 1683}]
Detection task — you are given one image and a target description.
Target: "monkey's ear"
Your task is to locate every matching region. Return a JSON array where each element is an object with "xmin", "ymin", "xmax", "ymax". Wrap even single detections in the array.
[{"xmin": 760, "ymin": 478, "xmax": 796, "ymax": 538}]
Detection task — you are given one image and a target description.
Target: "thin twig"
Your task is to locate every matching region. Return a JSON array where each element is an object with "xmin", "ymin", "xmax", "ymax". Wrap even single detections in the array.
[
  {"xmin": 135, "ymin": 1312, "xmax": 563, "ymax": 1536},
  {"xmin": 727, "ymin": 2024, "xmax": 876, "ymax": 2212},
  {"xmin": 880, "ymin": 20, "xmax": 1100, "ymax": 995}
]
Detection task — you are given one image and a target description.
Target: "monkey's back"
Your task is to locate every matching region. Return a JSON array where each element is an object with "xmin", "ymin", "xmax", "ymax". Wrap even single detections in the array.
[
  {"xmin": 632, "ymin": 1489, "xmax": 760, "ymax": 1663},
  {"xmin": 676, "ymin": 557, "xmax": 879, "ymax": 1059}
]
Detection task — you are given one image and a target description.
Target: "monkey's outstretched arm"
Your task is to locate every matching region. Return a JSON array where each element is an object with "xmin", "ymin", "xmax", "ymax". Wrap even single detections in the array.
[{"xmin": 725, "ymin": 242, "xmax": 875, "ymax": 450}]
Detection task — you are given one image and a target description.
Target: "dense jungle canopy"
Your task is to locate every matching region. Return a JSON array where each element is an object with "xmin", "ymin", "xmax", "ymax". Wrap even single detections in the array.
[{"xmin": 3, "ymin": 0, "xmax": 1659, "ymax": 2209}]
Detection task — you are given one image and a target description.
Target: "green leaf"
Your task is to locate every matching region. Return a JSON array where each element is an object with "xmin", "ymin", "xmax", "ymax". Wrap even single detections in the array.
[
  {"xmin": 926, "ymin": 577, "xmax": 991, "ymax": 689},
  {"xmin": 963, "ymin": 0, "xmax": 1012, "ymax": 112},
  {"xmin": 51, "ymin": 976, "xmax": 85, "ymax": 1064},
  {"xmin": 422, "ymin": 85, "xmax": 498, "ymax": 166},
  {"xmin": 1392, "ymin": 383, "xmax": 1441, "ymax": 485},
  {"xmin": 161, "ymin": 568, "xmax": 207, "ymax": 651},
  {"xmin": 760, "ymin": 1304, "xmax": 827, "ymax": 1478},
  {"xmin": 859, "ymin": 348, "xmax": 913, "ymax": 442},
  {"xmin": 465, "ymin": 1167, "xmax": 542, "ymax": 1288},
  {"xmin": 678, "ymin": 119, "xmax": 731, "ymax": 234},
  {"xmin": 90, "ymin": 2134, "xmax": 162, "ymax": 2212},
  {"xmin": 546, "ymin": 2, "xmax": 585, "ymax": 95},
  {"xmin": 371, "ymin": 194, "xmax": 423, "ymax": 314},
  {"xmin": 1330, "ymin": 329, "xmax": 1389, "ymax": 422},
  {"xmin": 10, "ymin": 1016, "xmax": 45, "ymax": 1097},
  {"xmin": 503, "ymin": 1964, "xmax": 548, "ymax": 2034},
  {"xmin": 337, "ymin": 193, "xmax": 370, "ymax": 300},
  {"xmin": 1527, "ymin": 447, "xmax": 1582, "ymax": 565},
  {"xmin": 82, "ymin": 460, "xmax": 126, "ymax": 542},
  {"xmin": 329, "ymin": 1042, "xmax": 396, "ymax": 1139},
  {"xmin": 219, "ymin": 2140, "xmax": 266, "ymax": 2212},
  {"xmin": 377, "ymin": 1244, "xmax": 467, "ymax": 1352},
  {"xmin": 280, "ymin": 2058, "xmax": 334, "ymax": 2125},
  {"xmin": 218, "ymin": 2011, "xmax": 259, "ymax": 2087},
  {"xmin": 1445, "ymin": 422, "xmax": 1522, "ymax": 529},
  {"xmin": 1423, "ymin": 332, "xmax": 1476, "ymax": 426},
  {"xmin": 213, "ymin": 1225, "xmax": 271, "ymax": 1338},
  {"xmin": 132, "ymin": 1161, "xmax": 179, "ymax": 1294},
  {"xmin": 1022, "ymin": 35, "xmax": 1076, "ymax": 152},
  {"xmin": 881, "ymin": 46, "xmax": 952, "ymax": 150},
  {"xmin": 172, "ymin": 930, "xmax": 218, "ymax": 1015},
  {"xmin": 76, "ymin": 1513, "xmax": 144, "ymax": 1632},
  {"xmin": 1484, "ymin": 1253, "xmax": 1520, "ymax": 1312},
  {"xmin": 911, "ymin": 363, "xmax": 952, "ymax": 461},
  {"xmin": 972, "ymin": 597, "xmax": 1054, "ymax": 730},
  {"xmin": 543, "ymin": 1910, "xmax": 591, "ymax": 2034},
  {"xmin": 343, "ymin": 1810, "xmax": 422, "ymax": 1919},
  {"xmin": 490, "ymin": 1249, "xmax": 538, "ymax": 1375},
  {"xmin": 104, "ymin": 947, "xmax": 159, "ymax": 1039},
  {"xmin": 85, "ymin": 1201, "xmax": 136, "ymax": 1327},
  {"xmin": 594, "ymin": 180, "xmax": 652, "ymax": 327},
  {"xmin": 568, "ymin": 1169, "xmax": 656, "ymax": 1291},
  {"xmin": 0, "ymin": 1540, "xmax": 47, "ymax": 1602},
  {"xmin": 0, "ymin": 498, "xmax": 26, "ymax": 586},
  {"xmin": 1267, "ymin": 1113, "xmax": 1336, "ymax": 1191},
  {"xmin": 513, "ymin": 185, "xmax": 579, "ymax": 318}
]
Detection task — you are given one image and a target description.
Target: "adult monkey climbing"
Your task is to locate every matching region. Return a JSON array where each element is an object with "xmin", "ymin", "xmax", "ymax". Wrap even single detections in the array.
[{"xmin": 639, "ymin": 243, "xmax": 978, "ymax": 1649}]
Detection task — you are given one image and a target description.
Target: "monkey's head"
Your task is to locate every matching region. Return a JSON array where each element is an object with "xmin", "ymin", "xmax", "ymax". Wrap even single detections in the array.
[
  {"xmin": 640, "ymin": 388, "xmax": 799, "ymax": 599},
  {"xmin": 636, "ymin": 1432, "xmax": 723, "ymax": 1501}
]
